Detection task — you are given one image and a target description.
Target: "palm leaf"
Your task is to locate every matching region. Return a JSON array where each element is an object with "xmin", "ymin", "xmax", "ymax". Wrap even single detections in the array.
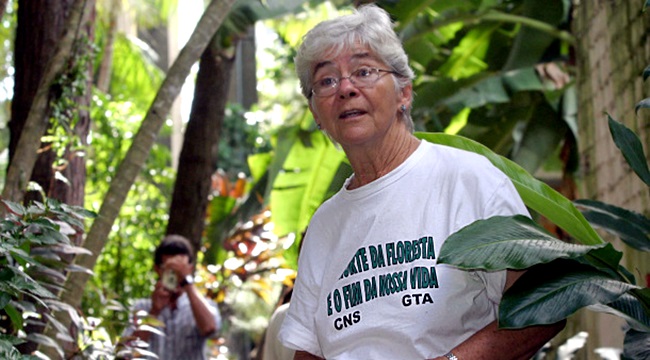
[{"xmin": 416, "ymin": 132, "xmax": 604, "ymax": 245}]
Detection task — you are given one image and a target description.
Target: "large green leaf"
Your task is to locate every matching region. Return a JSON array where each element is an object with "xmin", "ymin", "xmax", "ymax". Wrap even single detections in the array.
[
  {"xmin": 575, "ymin": 199, "xmax": 650, "ymax": 252},
  {"xmin": 502, "ymin": 67, "xmax": 545, "ymax": 92},
  {"xmin": 623, "ymin": 327, "xmax": 650, "ymax": 360},
  {"xmin": 502, "ymin": 0, "xmax": 571, "ymax": 70},
  {"xmin": 401, "ymin": 8, "xmax": 573, "ymax": 49},
  {"xmin": 110, "ymin": 33, "xmax": 164, "ymax": 109},
  {"xmin": 607, "ymin": 115, "xmax": 650, "ymax": 186},
  {"xmin": 415, "ymin": 132, "xmax": 604, "ymax": 245},
  {"xmin": 589, "ymin": 291, "xmax": 650, "ymax": 332},
  {"xmin": 438, "ymin": 23, "xmax": 499, "ymax": 79},
  {"xmin": 499, "ymin": 259, "xmax": 639, "ymax": 328},
  {"xmin": 442, "ymin": 75, "xmax": 510, "ymax": 111},
  {"xmin": 439, "ymin": 215, "xmax": 605, "ymax": 270},
  {"xmin": 510, "ymin": 101, "xmax": 566, "ymax": 174},
  {"xmin": 270, "ymin": 129, "xmax": 347, "ymax": 237}
]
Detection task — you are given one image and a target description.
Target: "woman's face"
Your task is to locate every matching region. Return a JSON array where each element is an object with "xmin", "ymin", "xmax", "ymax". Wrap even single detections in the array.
[{"xmin": 308, "ymin": 46, "xmax": 412, "ymax": 149}]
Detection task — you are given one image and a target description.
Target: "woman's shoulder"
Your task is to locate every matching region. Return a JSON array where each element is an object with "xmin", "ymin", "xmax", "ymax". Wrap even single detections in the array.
[{"xmin": 420, "ymin": 140, "xmax": 500, "ymax": 173}]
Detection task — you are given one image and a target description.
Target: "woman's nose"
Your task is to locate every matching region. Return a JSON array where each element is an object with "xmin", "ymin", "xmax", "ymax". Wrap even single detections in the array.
[{"xmin": 337, "ymin": 77, "xmax": 358, "ymax": 98}]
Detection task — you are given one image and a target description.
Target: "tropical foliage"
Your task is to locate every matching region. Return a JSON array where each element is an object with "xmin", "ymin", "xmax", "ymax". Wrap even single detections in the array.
[
  {"xmin": 0, "ymin": 0, "xmax": 643, "ymax": 358},
  {"xmin": 0, "ymin": 199, "xmax": 95, "ymax": 359},
  {"xmin": 430, "ymin": 107, "xmax": 650, "ymax": 359}
]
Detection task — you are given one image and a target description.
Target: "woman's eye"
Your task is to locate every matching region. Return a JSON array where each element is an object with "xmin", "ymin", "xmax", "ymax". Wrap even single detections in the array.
[
  {"xmin": 355, "ymin": 68, "xmax": 373, "ymax": 78},
  {"xmin": 318, "ymin": 77, "xmax": 337, "ymax": 87}
]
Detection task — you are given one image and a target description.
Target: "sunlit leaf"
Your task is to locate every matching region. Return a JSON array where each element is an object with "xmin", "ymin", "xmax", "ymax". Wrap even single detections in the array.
[
  {"xmin": 63, "ymin": 263, "xmax": 94, "ymax": 275},
  {"xmin": 270, "ymin": 128, "xmax": 347, "ymax": 238},
  {"xmin": 607, "ymin": 115, "xmax": 650, "ymax": 186},
  {"xmin": 50, "ymin": 244, "xmax": 93, "ymax": 255},
  {"xmin": 438, "ymin": 23, "xmax": 498, "ymax": 79},
  {"xmin": 136, "ymin": 324, "xmax": 166, "ymax": 337}
]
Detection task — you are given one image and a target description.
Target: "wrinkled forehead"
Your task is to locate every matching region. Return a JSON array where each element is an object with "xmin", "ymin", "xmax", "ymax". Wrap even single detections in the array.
[{"xmin": 312, "ymin": 46, "xmax": 382, "ymax": 75}]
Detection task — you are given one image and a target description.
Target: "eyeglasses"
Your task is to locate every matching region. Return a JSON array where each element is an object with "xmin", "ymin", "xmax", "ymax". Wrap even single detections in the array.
[{"xmin": 311, "ymin": 67, "xmax": 400, "ymax": 97}]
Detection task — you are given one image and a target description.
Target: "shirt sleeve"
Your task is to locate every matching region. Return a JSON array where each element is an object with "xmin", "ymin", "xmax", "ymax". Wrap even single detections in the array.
[
  {"xmin": 206, "ymin": 298, "xmax": 223, "ymax": 338},
  {"xmin": 277, "ymin": 230, "xmax": 324, "ymax": 357},
  {"xmin": 479, "ymin": 175, "xmax": 530, "ymax": 304}
]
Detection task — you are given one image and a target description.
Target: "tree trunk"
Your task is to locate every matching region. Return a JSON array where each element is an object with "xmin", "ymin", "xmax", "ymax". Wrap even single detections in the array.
[
  {"xmin": 10, "ymin": 0, "xmax": 72, "ymax": 198},
  {"xmin": 8, "ymin": 0, "xmax": 94, "ymax": 355},
  {"xmin": 2, "ymin": 0, "xmax": 93, "ymax": 205},
  {"xmin": 40, "ymin": 0, "xmax": 238, "ymax": 356},
  {"xmin": 166, "ymin": 36, "xmax": 235, "ymax": 253},
  {"xmin": 0, "ymin": 0, "xmax": 8, "ymax": 20}
]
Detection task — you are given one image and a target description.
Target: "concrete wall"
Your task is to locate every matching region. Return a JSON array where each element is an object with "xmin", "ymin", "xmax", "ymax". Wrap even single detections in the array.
[{"xmin": 572, "ymin": 0, "xmax": 650, "ymax": 354}]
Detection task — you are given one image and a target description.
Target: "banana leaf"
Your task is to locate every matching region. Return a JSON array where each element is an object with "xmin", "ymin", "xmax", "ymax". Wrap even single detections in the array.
[
  {"xmin": 415, "ymin": 132, "xmax": 604, "ymax": 245},
  {"xmin": 499, "ymin": 258, "xmax": 640, "ymax": 328},
  {"xmin": 589, "ymin": 291, "xmax": 650, "ymax": 332},
  {"xmin": 438, "ymin": 215, "xmax": 606, "ymax": 270},
  {"xmin": 623, "ymin": 327, "xmax": 650, "ymax": 360},
  {"xmin": 608, "ymin": 115, "xmax": 650, "ymax": 186},
  {"xmin": 575, "ymin": 199, "xmax": 650, "ymax": 252}
]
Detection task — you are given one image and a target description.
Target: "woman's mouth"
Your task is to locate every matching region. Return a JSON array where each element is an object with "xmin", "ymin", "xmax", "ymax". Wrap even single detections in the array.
[{"xmin": 339, "ymin": 110, "xmax": 366, "ymax": 119}]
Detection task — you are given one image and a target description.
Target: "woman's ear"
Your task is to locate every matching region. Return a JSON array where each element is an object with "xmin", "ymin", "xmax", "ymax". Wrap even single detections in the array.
[
  {"xmin": 309, "ymin": 101, "xmax": 321, "ymax": 129},
  {"xmin": 400, "ymin": 83, "xmax": 413, "ymax": 108}
]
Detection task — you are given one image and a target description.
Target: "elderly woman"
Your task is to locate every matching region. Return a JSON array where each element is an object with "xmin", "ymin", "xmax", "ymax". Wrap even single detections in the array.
[{"xmin": 278, "ymin": 4, "xmax": 564, "ymax": 360}]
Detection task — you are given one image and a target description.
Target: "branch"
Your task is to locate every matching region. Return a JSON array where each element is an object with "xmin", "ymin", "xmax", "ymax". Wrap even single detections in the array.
[
  {"xmin": 1, "ymin": 0, "xmax": 93, "ymax": 204},
  {"xmin": 40, "ymin": 0, "xmax": 238, "ymax": 357}
]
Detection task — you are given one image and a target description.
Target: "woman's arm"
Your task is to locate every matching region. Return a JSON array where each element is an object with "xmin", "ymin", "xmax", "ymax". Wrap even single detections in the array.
[
  {"xmin": 429, "ymin": 319, "xmax": 565, "ymax": 360},
  {"xmin": 294, "ymin": 350, "xmax": 325, "ymax": 360},
  {"xmin": 430, "ymin": 270, "xmax": 566, "ymax": 360}
]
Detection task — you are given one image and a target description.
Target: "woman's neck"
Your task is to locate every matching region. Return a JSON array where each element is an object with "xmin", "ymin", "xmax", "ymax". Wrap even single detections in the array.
[{"xmin": 346, "ymin": 134, "xmax": 420, "ymax": 190}]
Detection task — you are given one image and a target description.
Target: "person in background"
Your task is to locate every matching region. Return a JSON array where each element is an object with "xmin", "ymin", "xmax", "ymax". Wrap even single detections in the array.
[
  {"xmin": 277, "ymin": 4, "xmax": 565, "ymax": 360},
  {"xmin": 261, "ymin": 287, "xmax": 296, "ymax": 360},
  {"xmin": 122, "ymin": 234, "xmax": 221, "ymax": 360}
]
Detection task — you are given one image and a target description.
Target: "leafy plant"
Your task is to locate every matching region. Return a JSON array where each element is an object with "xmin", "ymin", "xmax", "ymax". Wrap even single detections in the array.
[
  {"xmin": 423, "ymin": 118, "xmax": 650, "ymax": 358},
  {"xmin": 0, "ymin": 198, "xmax": 95, "ymax": 359}
]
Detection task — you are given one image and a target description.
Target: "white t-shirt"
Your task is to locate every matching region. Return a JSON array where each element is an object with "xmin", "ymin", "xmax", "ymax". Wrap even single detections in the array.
[{"xmin": 278, "ymin": 140, "xmax": 529, "ymax": 359}]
